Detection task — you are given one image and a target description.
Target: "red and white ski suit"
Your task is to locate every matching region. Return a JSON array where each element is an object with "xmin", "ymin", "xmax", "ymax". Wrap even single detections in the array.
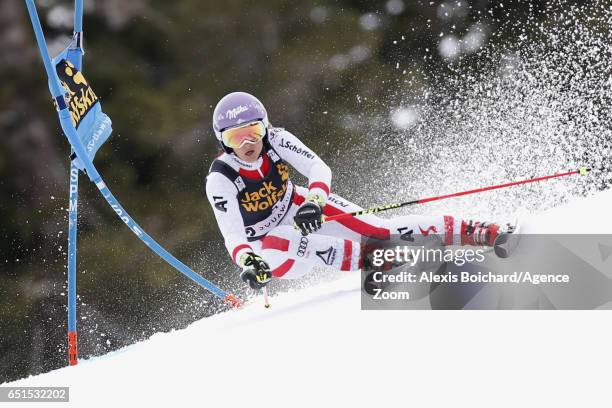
[{"xmin": 206, "ymin": 128, "xmax": 473, "ymax": 279}]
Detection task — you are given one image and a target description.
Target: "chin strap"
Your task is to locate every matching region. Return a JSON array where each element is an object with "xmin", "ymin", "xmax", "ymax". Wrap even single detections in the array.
[{"xmin": 218, "ymin": 140, "xmax": 233, "ymax": 154}]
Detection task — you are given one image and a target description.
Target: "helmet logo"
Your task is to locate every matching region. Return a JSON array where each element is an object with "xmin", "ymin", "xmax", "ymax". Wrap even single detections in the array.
[{"xmin": 226, "ymin": 105, "xmax": 249, "ymax": 120}]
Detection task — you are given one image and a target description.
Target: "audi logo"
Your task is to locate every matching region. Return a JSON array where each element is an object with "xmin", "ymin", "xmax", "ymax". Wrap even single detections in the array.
[{"xmin": 297, "ymin": 236, "xmax": 309, "ymax": 257}]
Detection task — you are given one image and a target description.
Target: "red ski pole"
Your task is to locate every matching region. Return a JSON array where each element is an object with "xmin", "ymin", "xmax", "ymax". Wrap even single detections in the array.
[{"xmin": 324, "ymin": 167, "xmax": 591, "ymax": 223}]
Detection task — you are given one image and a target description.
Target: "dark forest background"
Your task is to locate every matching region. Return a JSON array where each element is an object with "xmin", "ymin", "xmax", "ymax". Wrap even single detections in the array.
[{"xmin": 0, "ymin": 0, "xmax": 593, "ymax": 383}]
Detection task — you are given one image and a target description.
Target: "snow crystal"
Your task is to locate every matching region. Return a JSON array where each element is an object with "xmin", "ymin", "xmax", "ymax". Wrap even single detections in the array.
[
  {"xmin": 385, "ymin": 0, "xmax": 405, "ymax": 16},
  {"xmin": 359, "ymin": 13, "xmax": 381, "ymax": 31},
  {"xmin": 329, "ymin": 54, "xmax": 350, "ymax": 71},
  {"xmin": 348, "ymin": 45, "xmax": 371, "ymax": 63},
  {"xmin": 46, "ymin": 5, "xmax": 73, "ymax": 29},
  {"xmin": 309, "ymin": 6, "xmax": 328, "ymax": 24},
  {"xmin": 390, "ymin": 107, "xmax": 419, "ymax": 130},
  {"xmin": 349, "ymin": 1, "xmax": 612, "ymax": 220},
  {"xmin": 438, "ymin": 35, "xmax": 461, "ymax": 60},
  {"xmin": 463, "ymin": 24, "xmax": 487, "ymax": 54}
]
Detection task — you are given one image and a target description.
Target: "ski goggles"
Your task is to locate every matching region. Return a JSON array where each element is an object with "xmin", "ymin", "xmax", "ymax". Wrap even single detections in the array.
[{"xmin": 221, "ymin": 121, "xmax": 267, "ymax": 149}]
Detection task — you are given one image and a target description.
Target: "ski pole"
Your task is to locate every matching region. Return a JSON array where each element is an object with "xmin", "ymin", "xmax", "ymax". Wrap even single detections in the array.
[
  {"xmin": 324, "ymin": 167, "xmax": 591, "ymax": 222},
  {"xmin": 263, "ymin": 287, "xmax": 271, "ymax": 309}
]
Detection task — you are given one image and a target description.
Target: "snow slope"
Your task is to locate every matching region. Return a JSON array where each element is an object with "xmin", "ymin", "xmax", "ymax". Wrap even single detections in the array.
[{"xmin": 8, "ymin": 190, "xmax": 612, "ymax": 408}]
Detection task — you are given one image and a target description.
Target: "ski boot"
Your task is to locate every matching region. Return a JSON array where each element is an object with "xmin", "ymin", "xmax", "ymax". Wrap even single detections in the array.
[{"xmin": 461, "ymin": 220, "xmax": 519, "ymax": 258}]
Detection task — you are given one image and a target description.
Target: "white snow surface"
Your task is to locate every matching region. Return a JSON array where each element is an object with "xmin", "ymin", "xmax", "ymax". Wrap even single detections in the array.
[{"xmin": 9, "ymin": 189, "xmax": 612, "ymax": 408}]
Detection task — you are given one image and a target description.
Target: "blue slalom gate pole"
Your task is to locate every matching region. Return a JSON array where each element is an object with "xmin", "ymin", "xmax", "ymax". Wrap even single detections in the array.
[
  {"xmin": 66, "ymin": 0, "xmax": 83, "ymax": 367},
  {"xmin": 67, "ymin": 163, "xmax": 78, "ymax": 365},
  {"xmin": 24, "ymin": 0, "xmax": 243, "ymax": 365},
  {"xmin": 74, "ymin": 0, "xmax": 83, "ymax": 34}
]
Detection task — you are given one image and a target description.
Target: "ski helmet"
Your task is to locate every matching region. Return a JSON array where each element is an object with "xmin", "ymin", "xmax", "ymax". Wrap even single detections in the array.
[{"xmin": 213, "ymin": 92, "xmax": 269, "ymax": 153}]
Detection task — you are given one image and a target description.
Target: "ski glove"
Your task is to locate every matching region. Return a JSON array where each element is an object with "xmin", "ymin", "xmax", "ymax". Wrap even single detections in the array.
[
  {"xmin": 239, "ymin": 252, "xmax": 272, "ymax": 290},
  {"xmin": 293, "ymin": 194, "xmax": 325, "ymax": 236}
]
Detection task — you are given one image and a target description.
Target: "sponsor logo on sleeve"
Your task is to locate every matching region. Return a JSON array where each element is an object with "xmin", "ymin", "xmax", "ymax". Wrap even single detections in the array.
[
  {"xmin": 316, "ymin": 246, "xmax": 336, "ymax": 265},
  {"xmin": 279, "ymin": 138, "xmax": 315, "ymax": 159},
  {"xmin": 213, "ymin": 196, "xmax": 228, "ymax": 213},
  {"xmin": 328, "ymin": 196, "xmax": 350, "ymax": 208}
]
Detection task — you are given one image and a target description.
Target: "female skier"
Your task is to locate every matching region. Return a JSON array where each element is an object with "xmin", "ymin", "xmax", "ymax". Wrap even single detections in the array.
[{"xmin": 205, "ymin": 92, "xmax": 511, "ymax": 290}]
